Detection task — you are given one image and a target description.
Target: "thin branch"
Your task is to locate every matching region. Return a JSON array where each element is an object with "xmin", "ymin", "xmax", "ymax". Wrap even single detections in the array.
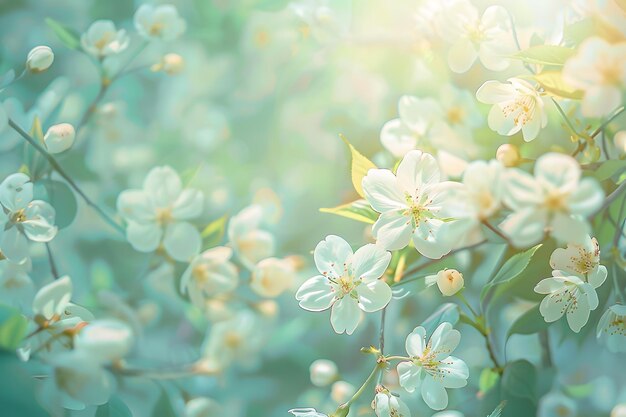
[
  {"xmin": 482, "ymin": 221, "xmax": 511, "ymax": 244},
  {"xmin": 590, "ymin": 106, "xmax": 625, "ymax": 138},
  {"xmin": 593, "ymin": 180, "xmax": 626, "ymax": 218},
  {"xmin": 45, "ymin": 243, "xmax": 60, "ymax": 279},
  {"xmin": 8, "ymin": 118, "xmax": 125, "ymax": 235},
  {"xmin": 400, "ymin": 240, "xmax": 487, "ymax": 280}
]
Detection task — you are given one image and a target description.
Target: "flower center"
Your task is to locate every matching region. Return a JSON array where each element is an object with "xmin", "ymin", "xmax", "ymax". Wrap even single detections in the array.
[
  {"xmin": 607, "ymin": 316, "xmax": 625, "ymax": 336},
  {"xmin": 446, "ymin": 106, "xmax": 465, "ymax": 125},
  {"xmin": 155, "ymin": 207, "xmax": 173, "ymax": 225},
  {"xmin": 599, "ymin": 60, "xmax": 622, "ymax": 85},
  {"xmin": 502, "ymin": 94, "xmax": 536, "ymax": 127},
  {"xmin": 544, "ymin": 190, "xmax": 567, "ymax": 211},
  {"xmin": 465, "ymin": 24, "xmax": 486, "ymax": 43},
  {"xmin": 149, "ymin": 22, "xmax": 164, "ymax": 36},
  {"xmin": 224, "ymin": 331, "xmax": 242, "ymax": 348},
  {"xmin": 403, "ymin": 193, "xmax": 429, "ymax": 227},
  {"xmin": 94, "ymin": 33, "xmax": 114, "ymax": 51},
  {"xmin": 192, "ymin": 264, "xmax": 210, "ymax": 284},
  {"xmin": 255, "ymin": 29, "xmax": 271, "ymax": 48},
  {"xmin": 9, "ymin": 209, "xmax": 26, "ymax": 224}
]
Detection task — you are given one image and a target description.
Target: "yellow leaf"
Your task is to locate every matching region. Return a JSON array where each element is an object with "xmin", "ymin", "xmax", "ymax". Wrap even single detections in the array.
[
  {"xmin": 534, "ymin": 71, "xmax": 583, "ymax": 100},
  {"xmin": 201, "ymin": 215, "xmax": 228, "ymax": 248},
  {"xmin": 319, "ymin": 199, "xmax": 378, "ymax": 224},
  {"xmin": 30, "ymin": 116, "xmax": 44, "ymax": 144},
  {"xmin": 340, "ymin": 134, "xmax": 376, "ymax": 198}
]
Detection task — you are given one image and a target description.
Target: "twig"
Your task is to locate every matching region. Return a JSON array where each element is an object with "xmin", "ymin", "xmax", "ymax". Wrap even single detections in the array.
[
  {"xmin": 593, "ymin": 181, "xmax": 626, "ymax": 218},
  {"xmin": 400, "ymin": 240, "xmax": 487, "ymax": 280},
  {"xmin": 45, "ymin": 243, "xmax": 60, "ymax": 279},
  {"xmin": 8, "ymin": 118, "xmax": 125, "ymax": 235},
  {"xmin": 482, "ymin": 221, "xmax": 511, "ymax": 244}
]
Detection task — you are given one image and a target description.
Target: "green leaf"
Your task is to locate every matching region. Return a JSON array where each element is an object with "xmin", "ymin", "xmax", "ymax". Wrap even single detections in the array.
[
  {"xmin": 201, "ymin": 215, "xmax": 227, "ymax": 249},
  {"xmin": 564, "ymin": 382, "xmax": 594, "ymax": 398},
  {"xmin": 34, "ymin": 179, "xmax": 78, "ymax": 229},
  {"xmin": 0, "ymin": 352, "xmax": 49, "ymax": 417},
  {"xmin": 45, "ymin": 18, "xmax": 81, "ymax": 50},
  {"xmin": 340, "ymin": 134, "xmax": 377, "ymax": 198},
  {"xmin": 533, "ymin": 71, "xmax": 583, "ymax": 100},
  {"xmin": 319, "ymin": 199, "xmax": 378, "ymax": 224},
  {"xmin": 95, "ymin": 396, "xmax": 132, "ymax": 417},
  {"xmin": 512, "ymin": 45, "xmax": 575, "ymax": 66},
  {"xmin": 487, "ymin": 401, "xmax": 507, "ymax": 417},
  {"xmin": 0, "ymin": 305, "xmax": 28, "ymax": 351},
  {"xmin": 592, "ymin": 159, "xmax": 626, "ymax": 181},
  {"xmin": 506, "ymin": 304, "xmax": 550, "ymax": 339},
  {"xmin": 503, "ymin": 360, "xmax": 537, "ymax": 403},
  {"xmin": 481, "ymin": 244, "xmax": 542, "ymax": 301},
  {"xmin": 420, "ymin": 303, "xmax": 460, "ymax": 337},
  {"xmin": 479, "ymin": 368, "xmax": 500, "ymax": 395}
]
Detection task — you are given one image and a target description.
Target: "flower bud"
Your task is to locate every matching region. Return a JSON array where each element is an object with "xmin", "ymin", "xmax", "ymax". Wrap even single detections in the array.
[
  {"xmin": 614, "ymin": 131, "xmax": 626, "ymax": 156},
  {"xmin": 612, "ymin": 404, "xmax": 626, "ymax": 417},
  {"xmin": 44, "ymin": 123, "xmax": 75, "ymax": 154},
  {"xmin": 163, "ymin": 53, "xmax": 184, "ymax": 75},
  {"xmin": 309, "ymin": 359, "xmax": 338, "ymax": 387},
  {"xmin": 496, "ymin": 144, "xmax": 520, "ymax": 167},
  {"xmin": 74, "ymin": 319, "xmax": 133, "ymax": 362},
  {"xmin": 26, "ymin": 46, "xmax": 54, "ymax": 72},
  {"xmin": 250, "ymin": 257, "xmax": 294, "ymax": 298},
  {"xmin": 436, "ymin": 269, "xmax": 464, "ymax": 296},
  {"xmin": 331, "ymin": 381, "xmax": 355, "ymax": 404}
]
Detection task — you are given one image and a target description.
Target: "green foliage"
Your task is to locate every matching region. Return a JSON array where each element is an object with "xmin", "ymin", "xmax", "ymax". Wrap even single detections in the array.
[
  {"xmin": 479, "ymin": 367, "xmax": 501, "ymax": 395},
  {"xmin": 502, "ymin": 360, "xmax": 537, "ymax": 404},
  {"xmin": 35, "ymin": 179, "xmax": 79, "ymax": 229},
  {"xmin": 45, "ymin": 18, "xmax": 81, "ymax": 50},
  {"xmin": 593, "ymin": 159, "xmax": 626, "ymax": 181},
  {"xmin": 506, "ymin": 304, "xmax": 550, "ymax": 339},
  {"xmin": 420, "ymin": 303, "xmax": 459, "ymax": 337},
  {"xmin": 0, "ymin": 353, "xmax": 48, "ymax": 417},
  {"xmin": 95, "ymin": 396, "xmax": 132, "ymax": 417},
  {"xmin": 481, "ymin": 244, "xmax": 542, "ymax": 301},
  {"xmin": 201, "ymin": 215, "xmax": 228, "ymax": 249},
  {"xmin": 319, "ymin": 199, "xmax": 378, "ymax": 224},
  {"xmin": 512, "ymin": 45, "xmax": 575, "ymax": 66},
  {"xmin": 0, "ymin": 305, "xmax": 28, "ymax": 351}
]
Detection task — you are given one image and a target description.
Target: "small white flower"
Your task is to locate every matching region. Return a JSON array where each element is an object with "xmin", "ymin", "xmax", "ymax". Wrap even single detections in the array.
[
  {"xmin": 0, "ymin": 259, "xmax": 34, "ymax": 309},
  {"xmin": 228, "ymin": 204, "xmax": 275, "ymax": 268},
  {"xmin": 250, "ymin": 257, "xmax": 294, "ymax": 298},
  {"xmin": 44, "ymin": 123, "xmax": 75, "ymax": 154},
  {"xmin": 117, "ymin": 166, "xmax": 204, "ymax": 262},
  {"xmin": 549, "ymin": 235, "xmax": 607, "ymax": 284},
  {"xmin": 32, "ymin": 276, "xmax": 72, "ymax": 321},
  {"xmin": 288, "ymin": 408, "xmax": 328, "ymax": 417},
  {"xmin": 435, "ymin": 1, "xmax": 513, "ymax": 73},
  {"xmin": 563, "ymin": 38, "xmax": 626, "ymax": 118},
  {"xmin": 179, "ymin": 246, "xmax": 238, "ymax": 308},
  {"xmin": 596, "ymin": 304, "xmax": 626, "ymax": 353},
  {"xmin": 443, "ymin": 159, "xmax": 504, "ymax": 247},
  {"xmin": 201, "ymin": 310, "xmax": 267, "ymax": 371},
  {"xmin": 362, "ymin": 150, "xmax": 462, "ymax": 258},
  {"xmin": 0, "ymin": 173, "xmax": 58, "ymax": 263},
  {"xmin": 500, "ymin": 153, "xmax": 604, "ymax": 247},
  {"xmin": 380, "ymin": 96, "xmax": 442, "ymax": 158},
  {"xmin": 476, "ymin": 78, "xmax": 548, "ymax": 142},
  {"xmin": 295, "ymin": 235, "xmax": 392, "ymax": 335},
  {"xmin": 74, "ymin": 319, "xmax": 134, "ymax": 362},
  {"xmin": 534, "ymin": 271, "xmax": 603, "ymax": 333},
  {"xmin": 309, "ymin": 359, "xmax": 338, "ymax": 387},
  {"xmin": 374, "ymin": 392, "xmax": 411, "ymax": 417},
  {"xmin": 40, "ymin": 350, "xmax": 114, "ymax": 411},
  {"xmin": 134, "ymin": 4, "xmax": 186, "ymax": 41},
  {"xmin": 538, "ymin": 392, "xmax": 577, "ymax": 417},
  {"xmin": 26, "ymin": 46, "xmax": 54, "ymax": 72},
  {"xmin": 81, "ymin": 20, "xmax": 129, "ymax": 57},
  {"xmin": 397, "ymin": 322, "xmax": 469, "ymax": 410}
]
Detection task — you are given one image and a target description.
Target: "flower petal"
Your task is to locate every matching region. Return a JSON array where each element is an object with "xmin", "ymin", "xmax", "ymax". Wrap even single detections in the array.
[
  {"xmin": 163, "ymin": 222, "xmax": 201, "ymax": 262},
  {"xmin": 352, "ymin": 244, "xmax": 391, "ymax": 281},
  {"xmin": 421, "ymin": 374, "xmax": 448, "ymax": 410},
  {"xmin": 330, "ymin": 296, "xmax": 361, "ymax": 335},
  {"xmin": 296, "ymin": 275, "xmax": 335, "ymax": 311},
  {"xmin": 397, "ymin": 361, "xmax": 421, "ymax": 393},
  {"xmin": 372, "ymin": 210, "xmax": 413, "ymax": 251},
  {"xmin": 314, "ymin": 235, "xmax": 353, "ymax": 278},
  {"xmin": 362, "ymin": 169, "xmax": 406, "ymax": 213},
  {"xmin": 356, "ymin": 279, "xmax": 392, "ymax": 312}
]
